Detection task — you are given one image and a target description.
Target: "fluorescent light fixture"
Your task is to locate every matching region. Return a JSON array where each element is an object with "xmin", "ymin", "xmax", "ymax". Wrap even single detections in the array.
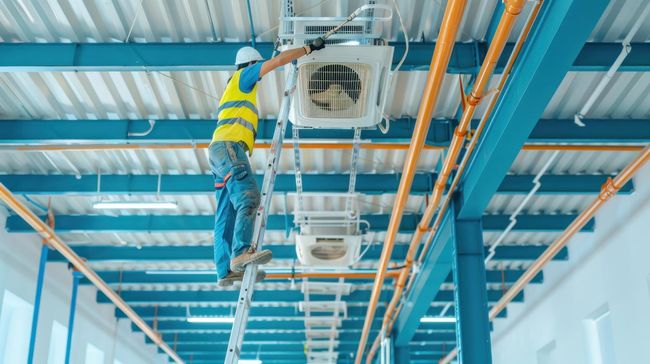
[
  {"xmin": 238, "ymin": 360, "xmax": 262, "ymax": 364},
  {"xmin": 187, "ymin": 316, "xmax": 235, "ymax": 324},
  {"xmin": 420, "ymin": 317, "xmax": 456, "ymax": 323},
  {"xmin": 93, "ymin": 201, "xmax": 178, "ymax": 210},
  {"xmin": 341, "ymin": 40, "xmax": 361, "ymax": 45}
]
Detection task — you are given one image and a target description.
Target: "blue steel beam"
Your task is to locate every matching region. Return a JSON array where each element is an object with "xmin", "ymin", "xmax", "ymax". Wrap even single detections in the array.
[
  {"xmin": 6, "ymin": 214, "xmax": 594, "ymax": 233},
  {"xmin": 163, "ymin": 343, "xmax": 450, "ymax": 354},
  {"xmin": 394, "ymin": 208, "xmax": 454, "ymax": 346},
  {"xmin": 148, "ymin": 332, "xmax": 457, "ymax": 344},
  {"xmin": 452, "ymin": 217, "xmax": 491, "ymax": 363},
  {"xmin": 97, "ymin": 289, "xmax": 522, "ymax": 304},
  {"xmin": 1, "ymin": 174, "xmax": 435, "ymax": 196},
  {"xmin": 0, "ymin": 118, "xmax": 452, "ymax": 145},
  {"xmin": 136, "ymin": 319, "xmax": 402, "ymax": 332},
  {"xmin": 117, "ymin": 305, "xmax": 511, "ymax": 321},
  {"xmin": 52, "ymin": 244, "xmax": 564, "ymax": 263},
  {"xmin": 1, "ymin": 118, "xmax": 648, "ymax": 145},
  {"xmin": 64, "ymin": 271, "xmax": 83, "ymax": 364},
  {"xmin": 90, "ymin": 268, "xmax": 542, "ymax": 286},
  {"xmin": 0, "ymin": 173, "xmax": 633, "ymax": 196},
  {"xmin": 27, "ymin": 245, "xmax": 49, "ymax": 364},
  {"xmin": 118, "ymin": 305, "xmax": 469, "ymax": 320},
  {"xmin": 0, "ymin": 42, "xmax": 647, "ymax": 72},
  {"xmin": 457, "ymin": 0, "xmax": 611, "ymax": 220}
]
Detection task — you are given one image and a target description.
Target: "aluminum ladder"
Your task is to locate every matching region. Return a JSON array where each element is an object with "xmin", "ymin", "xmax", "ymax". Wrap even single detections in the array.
[{"xmin": 224, "ymin": 64, "xmax": 298, "ymax": 363}]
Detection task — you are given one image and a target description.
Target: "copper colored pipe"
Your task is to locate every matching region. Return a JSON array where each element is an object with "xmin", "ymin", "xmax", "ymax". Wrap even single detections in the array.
[
  {"xmin": 12, "ymin": 142, "xmax": 443, "ymax": 152},
  {"xmin": 353, "ymin": 1, "xmax": 469, "ymax": 362},
  {"xmin": 11, "ymin": 143, "xmax": 643, "ymax": 153},
  {"xmin": 377, "ymin": 0, "xmax": 541, "ymax": 351},
  {"xmin": 0, "ymin": 183, "xmax": 184, "ymax": 364},
  {"xmin": 439, "ymin": 145, "xmax": 650, "ymax": 364},
  {"xmin": 364, "ymin": 1, "xmax": 527, "ymax": 362}
]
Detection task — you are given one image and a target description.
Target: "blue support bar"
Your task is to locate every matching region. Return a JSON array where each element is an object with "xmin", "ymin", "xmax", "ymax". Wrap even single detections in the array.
[
  {"xmin": 49, "ymin": 244, "xmax": 565, "ymax": 264},
  {"xmin": 64, "ymin": 271, "xmax": 83, "ymax": 364},
  {"xmin": 0, "ymin": 42, "xmax": 646, "ymax": 72},
  {"xmin": 0, "ymin": 118, "xmax": 453, "ymax": 145},
  {"xmin": 117, "ymin": 305, "xmax": 468, "ymax": 320},
  {"xmin": 452, "ymin": 217, "xmax": 492, "ymax": 363},
  {"xmin": 27, "ymin": 244, "xmax": 49, "ymax": 364},
  {"xmin": 458, "ymin": 0, "xmax": 611, "ymax": 220},
  {"xmin": 0, "ymin": 173, "xmax": 435, "ymax": 196},
  {"xmin": 0, "ymin": 173, "xmax": 633, "ymax": 196},
  {"xmin": 148, "ymin": 332, "xmax": 458, "ymax": 345},
  {"xmin": 394, "ymin": 209, "xmax": 455, "ymax": 346},
  {"xmin": 5, "ymin": 213, "xmax": 593, "ymax": 233},
  {"xmin": 394, "ymin": 345, "xmax": 411, "ymax": 364},
  {"xmin": 81, "ymin": 268, "xmax": 541, "ymax": 287},
  {"xmin": 97, "ymin": 288, "xmax": 521, "ymax": 304},
  {"xmin": 1, "ymin": 118, "xmax": 648, "ymax": 145},
  {"xmin": 245, "ymin": 0, "xmax": 256, "ymax": 48}
]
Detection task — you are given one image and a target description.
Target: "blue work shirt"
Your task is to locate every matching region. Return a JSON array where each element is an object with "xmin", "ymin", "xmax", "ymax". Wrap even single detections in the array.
[{"xmin": 239, "ymin": 62, "xmax": 264, "ymax": 93}]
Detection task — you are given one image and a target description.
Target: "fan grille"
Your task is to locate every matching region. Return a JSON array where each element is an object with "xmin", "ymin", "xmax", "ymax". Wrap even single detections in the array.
[{"xmin": 300, "ymin": 63, "xmax": 370, "ymax": 119}]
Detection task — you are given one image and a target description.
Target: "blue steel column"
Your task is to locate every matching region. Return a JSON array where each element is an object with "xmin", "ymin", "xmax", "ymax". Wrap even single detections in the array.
[
  {"xmin": 393, "ymin": 345, "xmax": 410, "ymax": 364},
  {"xmin": 452, "ymin": 213, "xmax": 492, "ymax": 363},
  {"xmin": 27, "ymin": 244, "xmax": 49, "ymax": 364},
  {"xmin": 64, "ymin": 270, "xmax": 83, "ymax": 364}
]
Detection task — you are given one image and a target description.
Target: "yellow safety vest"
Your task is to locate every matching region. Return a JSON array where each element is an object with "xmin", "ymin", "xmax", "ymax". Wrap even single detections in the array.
[{"xmin": 211, "ymin": 68, "xmax": 259, "ymax": 152}]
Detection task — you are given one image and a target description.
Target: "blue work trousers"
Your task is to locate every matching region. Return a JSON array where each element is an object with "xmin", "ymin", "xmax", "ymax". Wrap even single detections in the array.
[{"xmin": 209, "ymin": 141, "xmax": 261, "ymax": 279}]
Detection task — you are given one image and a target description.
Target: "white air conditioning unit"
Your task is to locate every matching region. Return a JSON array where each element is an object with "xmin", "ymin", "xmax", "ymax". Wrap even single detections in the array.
[
  {"xmin": 288, "ymin": 45, "xmax": 394, "ymax": 129},
  {"xmin": 295, "ymin": 211, "xmax": 362, "ymax": 267},
  {"xmin": 296, "ymin": 232, "xmax": 362, "ymax": 267}
]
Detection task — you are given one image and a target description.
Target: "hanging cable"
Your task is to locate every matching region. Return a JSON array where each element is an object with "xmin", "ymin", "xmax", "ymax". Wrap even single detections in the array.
[{"xmin": 389, "ymin": 0, "xmax": 409, "ymax": 73}]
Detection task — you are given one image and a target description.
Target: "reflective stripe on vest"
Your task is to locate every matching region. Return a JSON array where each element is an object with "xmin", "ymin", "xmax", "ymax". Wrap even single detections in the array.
[
  {"xmin": 217, "ymin": 100, "xmax": 258, "ymax": 116},
  {"xmin": 217, "ymin": 118, "xmax": 257, "ymax": 138},
  {"xmin": 211, "ymin": 68, "xmax": 259, "ymax": 152}
]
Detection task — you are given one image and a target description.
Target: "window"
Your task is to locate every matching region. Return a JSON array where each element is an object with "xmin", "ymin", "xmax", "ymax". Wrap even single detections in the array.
[
  {"xmin": 85, "ymin": 343, "xmax": 105, "ymax": 364},
  {"xmin": 536, "ymin": 340, "xmax": 556, "ymax": 364},
  {"xmin": 47, "ymin": 321, "xmax": 68, "ymax": 364},
  {"xmin": 584, "ymin": 305, "xmax": 616, "ymax": 364},
  {"xmin": 0, "ymin": 290, "xmax": 34, "ymax": 363}
]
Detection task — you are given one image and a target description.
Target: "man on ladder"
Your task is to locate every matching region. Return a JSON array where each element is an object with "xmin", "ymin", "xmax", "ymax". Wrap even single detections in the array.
[{"xmin": 210, "ymin": 39, "xmax": 326, "ymax": 287}]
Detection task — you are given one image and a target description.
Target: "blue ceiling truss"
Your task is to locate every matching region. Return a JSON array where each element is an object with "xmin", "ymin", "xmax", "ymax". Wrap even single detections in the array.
[
  {"xmin": 0, "ymin": 1, "xmax": 635, "ymax": 362},
  {"xmin": 0, "ymin": 41, "xmax": 648, "ymax": 72},
  {"xmin": 1, "ymin": 118, "xmax": 648, "ymax": 145}
]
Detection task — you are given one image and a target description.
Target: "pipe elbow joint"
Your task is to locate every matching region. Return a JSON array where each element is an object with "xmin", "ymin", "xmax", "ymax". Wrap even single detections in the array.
[
  {"xmin": 505, "ymin": 0, "xmax": 526, "ymax": 15},
  {"xmin": 466, "ymin": 93, "xmax": 481, "ymax": 107}
]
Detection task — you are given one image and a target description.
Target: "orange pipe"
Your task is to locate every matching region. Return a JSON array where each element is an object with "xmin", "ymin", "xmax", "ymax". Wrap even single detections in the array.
[
  {"xmin": 439, "ymin": 145, "xmax": 650, "ymax": 364},
  {"xmin": 11, "ymin": 142, "xmax": 643, "ymax": 153},
  {"xmin": 12, "ymin": 142, "xmax": 443, "ymax": 152},
  {"xmin": 0, "ymin": 183, "xmax": 184, "ymax": 364},
  {"xmin": 366, "ymin": 1, "xmax": 529, "ymax": 362},
  {"xmin": 354, "ymin": 1, "xmax": 469, "ymax": 362},
  {"xmin": 381, "ymin": 0, "xmax": 543, "ymax": 346}
]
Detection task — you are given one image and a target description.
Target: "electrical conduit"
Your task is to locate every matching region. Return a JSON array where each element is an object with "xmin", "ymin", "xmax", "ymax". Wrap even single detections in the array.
[{"xmin": 353, "ymin": 0, "xmax": 470, "ymax": 362}]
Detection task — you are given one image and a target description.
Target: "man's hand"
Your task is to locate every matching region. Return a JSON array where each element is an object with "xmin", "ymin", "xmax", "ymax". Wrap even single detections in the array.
[{"xmin": 308, "ymin": 37, "xmax": 326, "ymax": 53}]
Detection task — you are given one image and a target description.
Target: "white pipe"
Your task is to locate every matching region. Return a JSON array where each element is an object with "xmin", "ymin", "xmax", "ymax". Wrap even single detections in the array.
[
  {"xmin": 574, "ymin": 3, "xmax": 650, "ymax": 126},
  {"xmin": 485, "ymin": 150, "xmax": 560, "ymax": 263}
]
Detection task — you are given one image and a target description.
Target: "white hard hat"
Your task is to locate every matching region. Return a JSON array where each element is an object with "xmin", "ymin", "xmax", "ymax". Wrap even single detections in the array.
[{"xmin": 235, "ymin": 46, "xmax": 264, "ymax": 66}]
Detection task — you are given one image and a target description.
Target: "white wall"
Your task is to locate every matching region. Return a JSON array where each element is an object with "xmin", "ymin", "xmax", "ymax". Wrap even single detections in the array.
[
  {"xmin": 492, "ymin": 161, "xmax": 650, "ymax": 364},
  {"xmin": 0, "ymin": 208, "xmax": 167, "ymax": 364}
]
